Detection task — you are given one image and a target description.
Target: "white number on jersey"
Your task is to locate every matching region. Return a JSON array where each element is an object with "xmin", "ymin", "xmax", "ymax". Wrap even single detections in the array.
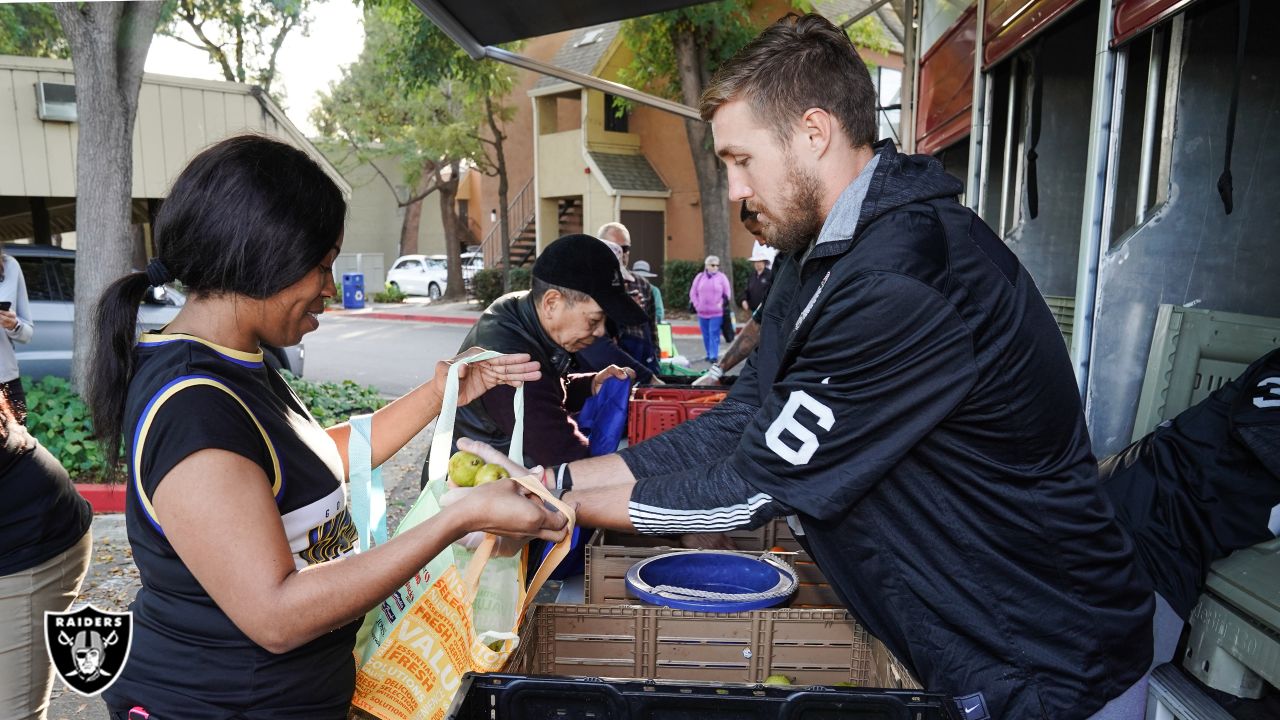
[{"xmin": 765, "ymin": 390, "xmax": 835, "ymax": 465}]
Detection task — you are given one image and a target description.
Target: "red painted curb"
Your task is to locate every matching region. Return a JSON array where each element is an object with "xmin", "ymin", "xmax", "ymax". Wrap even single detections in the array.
[
  {"xmin": 75, "ymin": 483, "xmax": 126, "ymax": 514},
  {"xmin": 330, "ymin": 310, "xmax": 706, "ymax": 335}
]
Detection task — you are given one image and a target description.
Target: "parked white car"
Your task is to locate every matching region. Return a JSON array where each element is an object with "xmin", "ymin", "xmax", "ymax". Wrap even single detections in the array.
[
  {"xmin": 386, "ymin": 254, "xmax": 447, "ymax": 299},
  {"xmin": 5, "ymin": 244, "xmax": 304, "ymax": 379},
  {"xmin": 387, "ymin": 252, "xmax": 485, "ymax": 299}
]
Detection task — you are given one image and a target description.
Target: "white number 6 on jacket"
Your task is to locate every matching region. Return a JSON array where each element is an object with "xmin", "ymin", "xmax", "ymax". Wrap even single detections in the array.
[{"xmin": 765, "ymin": 390, "xmax": 835, "ymax": 465}]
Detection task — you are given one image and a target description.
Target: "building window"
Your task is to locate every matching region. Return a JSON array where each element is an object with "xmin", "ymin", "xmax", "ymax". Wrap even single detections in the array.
[
  {"xmin": 980, "ymin": 56, "xmax": 1030, "ymax": 238},
  {"xmin": 876, "ymin": 67, "xmax": 902, "ymax": 144},
  {"xmin": 604, "ymin": 93, "xmax": 630, "ymax": 133},
  {"xmin": 921, "ymin": 0, "xmax": 973, "ymax": 53},
  {"xmin": 1108, "ymin": 19, "xmax": 1181, "ymax": 247}
]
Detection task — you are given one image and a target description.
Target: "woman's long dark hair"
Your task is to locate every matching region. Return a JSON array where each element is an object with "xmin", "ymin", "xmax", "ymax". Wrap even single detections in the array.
[{"xmin": 88, "ymin": 135, "xmax": 346, "ymax": 460}]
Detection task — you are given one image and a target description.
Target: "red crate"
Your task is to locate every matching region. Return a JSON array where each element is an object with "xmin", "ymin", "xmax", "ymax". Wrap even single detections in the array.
[{"xmin": 627, "ymin": 386, "xmax": 727, "ymax": 446}]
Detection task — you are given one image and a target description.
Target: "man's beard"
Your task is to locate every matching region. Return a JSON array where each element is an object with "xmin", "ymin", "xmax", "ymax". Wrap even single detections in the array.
[{"xmin": 759, "ymin": 160, "xmax": 824, "ymax": 256}]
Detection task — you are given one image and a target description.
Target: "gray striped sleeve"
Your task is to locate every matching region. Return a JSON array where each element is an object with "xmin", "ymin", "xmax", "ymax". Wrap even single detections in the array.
[{"xmin": 627, "ymin": 457, "xmax": 791, "ymax": 534}]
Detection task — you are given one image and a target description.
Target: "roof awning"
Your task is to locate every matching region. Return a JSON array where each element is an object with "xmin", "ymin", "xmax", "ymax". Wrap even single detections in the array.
[
  {"xmin": 409, "ymin": 0, "xmax": 712, "ymax": 120},
  {"xmin": 418, "ymin": 0, "xmax": 713, "ymax": 46}
]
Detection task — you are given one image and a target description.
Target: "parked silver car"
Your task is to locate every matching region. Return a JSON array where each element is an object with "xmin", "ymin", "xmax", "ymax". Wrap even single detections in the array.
[{"xmin": 5, "ymin": 244, "xmax": 304, "ymax": 379}]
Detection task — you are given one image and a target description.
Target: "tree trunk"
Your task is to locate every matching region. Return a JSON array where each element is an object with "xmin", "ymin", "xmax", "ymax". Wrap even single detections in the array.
[
  {"xmin": 54, "ymin": 1, "xmax": 163, "ymax": 395},
  {"xmin": 438, "ymin": 160, "xmax": 465, "ymax": 302},
  {"xmin": 398, "ymin": 170, "xmax": 432, "ymax": 257},
  {"xmin": 484, "ymin": 94, "xmax": 511, "ymax": 291},
  {"xmin": 673, "ymin": 26, "xmax": 731, "ymax": 293}
]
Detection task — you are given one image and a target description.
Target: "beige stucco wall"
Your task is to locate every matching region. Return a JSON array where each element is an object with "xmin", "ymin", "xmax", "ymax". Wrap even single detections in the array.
[
  {"xmin": 0, "ymin": 55, "xmax": 347, "ymax": 200},
  {"xmin": 537, "ymin": 130, "xmax": 587, "ymax": 199},
  {"xmin": 325, "ymin": 151, "xmax": 457, "ymax": 289}
]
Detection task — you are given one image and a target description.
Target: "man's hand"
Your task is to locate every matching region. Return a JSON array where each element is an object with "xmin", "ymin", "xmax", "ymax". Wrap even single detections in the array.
[
  {"xmin": 741, "ymin": 300, "xmax": 750, "ymax": 312},
  {"xmin": 591, "ymin": 364, "xmax": 635, "ymax": 395},
  {"xmin": 455, "ymin": 437, "xmax": 534, "ymax": 480},
  {"xmin": 691, "ymin": 363, "xmax": 723, "ymax": 387}
]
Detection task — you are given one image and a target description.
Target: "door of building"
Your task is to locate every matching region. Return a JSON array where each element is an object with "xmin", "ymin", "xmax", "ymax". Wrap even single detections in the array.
[{"xmin": 620, "ymin": 210, "xmax": 664, "ymax": 285}]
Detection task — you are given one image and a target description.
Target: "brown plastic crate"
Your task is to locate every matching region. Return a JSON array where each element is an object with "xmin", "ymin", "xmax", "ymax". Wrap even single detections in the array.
[
  {"xmin": 506, "ymin": 603, "xmax": 920, "ymax": 690},
  {"xmin": 583, "ymin": 521, "xmax": 844, "ymax": 608}
]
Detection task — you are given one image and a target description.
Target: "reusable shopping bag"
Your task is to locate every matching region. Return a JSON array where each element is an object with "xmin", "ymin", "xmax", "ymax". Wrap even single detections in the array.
[{"xmin": 347, "ymin": 351, "xmax": 575, "ymax": 720}]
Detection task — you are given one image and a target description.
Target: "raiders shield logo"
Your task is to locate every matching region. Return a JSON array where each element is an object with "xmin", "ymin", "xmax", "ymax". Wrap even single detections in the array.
[{"xmin": 44, "ymin": 604, "xmax": 133, "ymax": 696}]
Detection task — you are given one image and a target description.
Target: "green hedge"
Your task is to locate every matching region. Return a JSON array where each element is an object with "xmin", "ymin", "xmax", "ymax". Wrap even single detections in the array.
[
  {"xmin": 473, "ymin": 267, "xmax": 532, "ymax": 309},
  {"xmin": 372, "ymin": 283, "xmax": 407, "ymax": 303},
  {"xmin": 661, "ymin": 260, "xmax": 701, "ymax": 313},
  {"xmin": 23, "ymin": 376, "xmax": 120, "ymax": 483},
  {"xmin": 21, "ymin": 372, "xmax": 387, "ymax": 483},
  {"xmin": 731, "ymin": 258, "xmax": 750, "ymax": 301},
  {"xmin": 280, "ymin": 370, "xmax": 387, "ymax": 429}
]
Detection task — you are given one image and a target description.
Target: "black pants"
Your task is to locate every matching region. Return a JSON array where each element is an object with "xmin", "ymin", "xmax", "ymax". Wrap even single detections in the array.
[{"xmin": 1, "ymin": 377, "xmax": 26, "ymax": 424}]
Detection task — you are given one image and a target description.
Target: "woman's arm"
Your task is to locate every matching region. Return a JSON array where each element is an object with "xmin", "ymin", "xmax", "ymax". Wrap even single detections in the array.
[
  {"xmin": 152, "ymin": 448, "xmax": 566, "ymax": 654},
  {"xmin": 326, "ymin": 350, "xmax": 539, "ymax": 477},
  {"xmin": 2, "ymin": 260, "xmax": 33, "ymax": 344}
]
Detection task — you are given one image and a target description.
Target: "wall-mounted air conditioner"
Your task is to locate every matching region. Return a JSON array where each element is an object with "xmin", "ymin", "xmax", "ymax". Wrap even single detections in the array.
[{"xmin": 35, "ymin": 82, "xmax": 77, "ymax": 123}]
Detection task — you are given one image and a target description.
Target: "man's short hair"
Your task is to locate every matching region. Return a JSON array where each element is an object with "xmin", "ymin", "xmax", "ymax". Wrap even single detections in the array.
[
  {"xmin": 530, "ymin": 276, "xmax": 592, "ymax": 307},
  {"xmin": 699, "ymin": 13, "xmax": 878, "ymax": 149},
  {"xmin": 596, "ymin": 222, "xmax": 630, "ymax": 245}
]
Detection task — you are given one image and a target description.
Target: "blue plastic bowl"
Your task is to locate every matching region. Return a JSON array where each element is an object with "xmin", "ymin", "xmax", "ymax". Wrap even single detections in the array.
[{"xmin": 624, "ymin": 551, "xmax": 797, "ymax": 612}]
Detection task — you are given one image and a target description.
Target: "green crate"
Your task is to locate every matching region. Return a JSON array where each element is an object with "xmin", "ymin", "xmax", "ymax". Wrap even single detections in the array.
[{"xmin": 1132, "ymin": 305, "xmax": 1280, "ymax": 441}]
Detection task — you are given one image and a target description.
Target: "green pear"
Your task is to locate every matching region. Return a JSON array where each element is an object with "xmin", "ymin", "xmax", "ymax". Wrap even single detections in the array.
[
  {"xmin": 474, "ymin": 463, "xmax": 511, "ymax": 486},
  {"xmin": 763, "ymin": 674, "xmax": 793, "ymax": 685},
  {"xmin": 449, "ymin": 451, "xmax": 485, "ymax": 487}
]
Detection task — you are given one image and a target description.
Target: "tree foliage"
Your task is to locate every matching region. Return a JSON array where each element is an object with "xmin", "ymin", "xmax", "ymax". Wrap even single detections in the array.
[
  {"xmin": 157, "ymin": 0, "xmax": 324, "ymax": 97},
  {"xmin": 0, "ymin": 3, "xmax": 70, "ymax": 59},
  {"xmin": 617, "ymin": 1, "xmax": 891, "ymax": 109}
]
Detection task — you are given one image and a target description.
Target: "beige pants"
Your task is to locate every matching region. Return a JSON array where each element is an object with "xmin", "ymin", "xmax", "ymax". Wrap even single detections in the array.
[{"xmin": 0, "ymin": 529, "xmax": 92, "ymax": 720}]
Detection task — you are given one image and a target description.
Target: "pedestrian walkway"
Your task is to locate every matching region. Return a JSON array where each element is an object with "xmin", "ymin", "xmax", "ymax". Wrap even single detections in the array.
[{"xmin": 326, "ymin": 297, "xmax": 710, "ymax": 335}]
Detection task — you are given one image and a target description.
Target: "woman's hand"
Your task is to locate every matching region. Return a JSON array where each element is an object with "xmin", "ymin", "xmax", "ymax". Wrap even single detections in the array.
[
  {"xmin": 434, "ymin": 347, "xmax": 541, "ymax": 407},
  {"xmin": 0, "ymin": 310, "xmax": 17, "ymax": 331},
  {"xmin": 591, "ymin": 364, "xmax": 635, "ymax": 395}
]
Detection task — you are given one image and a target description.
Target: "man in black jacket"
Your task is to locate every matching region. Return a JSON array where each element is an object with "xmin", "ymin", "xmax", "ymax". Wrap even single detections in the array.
[
  {"xmin": 460, "ymin": 14, "xmax": 1154, "ymax": 720},
  {"xmin": 447, "ymin": 234, "xmax": 643, "ymax": 470}
]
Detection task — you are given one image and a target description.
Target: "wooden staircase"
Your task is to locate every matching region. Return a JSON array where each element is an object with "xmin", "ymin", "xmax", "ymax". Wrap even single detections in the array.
[{"xmin": 479, "ymin": 182, "xmax": 584, "ymax": 270}]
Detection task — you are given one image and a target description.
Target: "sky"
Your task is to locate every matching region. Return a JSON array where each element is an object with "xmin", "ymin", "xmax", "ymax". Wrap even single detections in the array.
[{"xmin": 143, "ymin": 0, "xmax": 366, "ymax": 137}]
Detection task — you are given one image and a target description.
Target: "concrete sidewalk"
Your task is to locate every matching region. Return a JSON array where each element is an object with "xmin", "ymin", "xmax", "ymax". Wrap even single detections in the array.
[{"xmin": 325, "ymin": 297, "xmax": 712, "ymax": 335}]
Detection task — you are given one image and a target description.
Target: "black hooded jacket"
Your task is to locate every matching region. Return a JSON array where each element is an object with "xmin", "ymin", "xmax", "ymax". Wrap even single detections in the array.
[{"xmin": 618, "ymin": 142, "xmax": 1153, "ymax": 719}]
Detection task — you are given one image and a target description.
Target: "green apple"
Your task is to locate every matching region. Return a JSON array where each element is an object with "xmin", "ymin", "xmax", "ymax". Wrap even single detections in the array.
[
  {"xmin": 449, "ymin": 451, "xmax": 485, "ymax": 487},
  {"xmin": 474, "ymin": 463, "xmax": 511, "ymax": 486},
  {"xmin": 763, "ymin": 674, "xmax": 793, "ymax": 685}
]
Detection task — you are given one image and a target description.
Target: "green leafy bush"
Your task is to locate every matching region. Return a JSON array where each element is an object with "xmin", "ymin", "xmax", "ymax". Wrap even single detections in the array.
[
  {"xmin": 473, "ymin": 267, "xmax": 532, "ymax": 308},
  {"xmin": 18, "ymin": 373, "xmax": 388, "ymax": 484},
  {"xmin": 23, "ymin": 376, "xmax": 121, "ymax": 483},
  {"xmin": 472, "ymin": 268, "xmax": 504, "ymax": 308},
  {"xmin": 508, "ymin": 266, "xmax": 532, "ymax": 292},
  {"xmin": 372, "ymin": 283, "xmax": 407, "ymax": 304},
  {"xmin": 280, "ymin": 370, "xmax": 387, "ymax": 428},
  {"xmin": 660, "ymin": 260, "xmax": 701, "ymax": 313}
]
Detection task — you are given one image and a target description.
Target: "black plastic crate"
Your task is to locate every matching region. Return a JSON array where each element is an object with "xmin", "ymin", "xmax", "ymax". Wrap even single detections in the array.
[{"xmin": 446, "ymin": 673, "xmax": 961, "ymax": 720}]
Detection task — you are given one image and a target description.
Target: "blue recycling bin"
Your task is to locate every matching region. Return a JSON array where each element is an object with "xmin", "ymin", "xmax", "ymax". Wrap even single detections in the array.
[{"xmin": 342, "ymin": 272, "xmax": 365, "ymax": 309}]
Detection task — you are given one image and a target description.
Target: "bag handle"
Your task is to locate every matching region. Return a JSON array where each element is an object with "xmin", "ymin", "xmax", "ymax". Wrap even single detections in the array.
[
  {"xmin": 460, "ymin": 473, "xmax": 576, "ymax": 611},
  {"xmin": 427, "ymin": 350, "xmax": 524, "ymax": 487},
  {"xmin": 348, "ymin": 413, "xmax": 387, "ymax": 550}
]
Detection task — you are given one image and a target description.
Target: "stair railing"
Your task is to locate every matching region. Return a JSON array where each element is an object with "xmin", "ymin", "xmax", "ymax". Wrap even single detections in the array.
[{"xmin": 479, "ymin": 178, "xmax": 536, "ymax": 269}]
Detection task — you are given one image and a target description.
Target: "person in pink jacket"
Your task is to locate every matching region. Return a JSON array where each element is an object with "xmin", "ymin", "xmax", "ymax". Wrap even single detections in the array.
[{"xmin": 689, "ymin": 255, "xmax": 732, "ymax": 362}]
